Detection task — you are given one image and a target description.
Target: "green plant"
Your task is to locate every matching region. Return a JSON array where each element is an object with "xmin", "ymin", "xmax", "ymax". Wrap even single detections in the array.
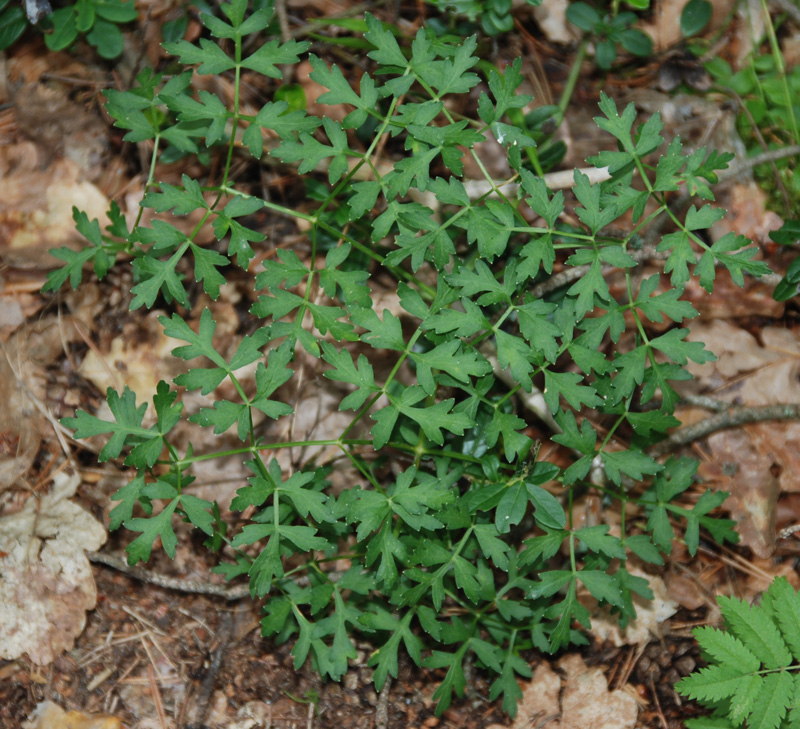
[
  {"xmin": 566, "ymin": 1, "xmax": 653, "ymax": 69},
  {"xmin": 770, "ymin": 218, "xmax": 800, "ymax": 301},
  {"xmin": 680, "ymin": 0, "xmax": 712, "ymax": 38},
  {"xmin": 703, "ymin": 0, "xmax": 800, "ymax": 218},
  {"xmin": 676, "ymin": 577, "xmax": 800, "ymax": 729},
  {"xmin": 427, "ymin": 0, "xmax": 541, "ymax": 35},
  {"xmin": 43, "ymin": 0, "xmax": 771, "ymax": 717},
  {"xmin": 0, "ymin": 0, "xmax": 194, "ymax": 56},
  {"xmin": 0, "ymin": 0, "xmax": 26, "ymax": 51},
  {"xmin": 706, "ymin": 52, "xmax": 800, "ymax": 215},
  {"xmin": 43, "ymin": 0, "xmax": 138, "ymax": 58}
]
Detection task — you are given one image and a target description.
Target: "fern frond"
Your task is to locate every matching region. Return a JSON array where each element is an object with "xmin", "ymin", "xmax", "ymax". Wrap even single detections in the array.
[
  {"xmin": 678, "ymin": 578, "xmax": 800, "ymax": 729},
  {"xmin": 763, "ymin": 578, "xmax": 800, "ymax": 662},
  {"xmin": 719, "ymin": 595, "xmax": 792, "ymax": 669},
  {"xmin": 747, "ymin": 672, "xmax": 793, "ymax": 729},
  {"xmin": 729, "ymin": 675, "xmax": 763, "ymax": 725},
  {"xmin": 677, "ymin": 664, "xmax": 755, "ymax": 703},
  {"xmin": 782, "ymin": 674, "xmax": 800, "ymax": 729},
  {"xmin": 694, "ymin": 625, "xmax": 760, "ymax": 673},
  {"xmin": 685, "ymin": 716, "xmax": 737, "ymax": 728}
]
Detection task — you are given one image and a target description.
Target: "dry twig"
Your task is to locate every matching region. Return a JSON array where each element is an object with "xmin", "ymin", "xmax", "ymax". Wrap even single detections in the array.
[
  {"xmin": 649, "ymin": 403, "xmax": 800, "ymax": 458},
  {"xmin": 182, "ymin": 611, "xmax": 235, "ymax": 727},
  {"xmin": 374, "ymin": 677, "xmax": 392, "ymax": 729},
  {"xmin": 88, "ymin": 551, "xmax": 251, "ymax": 600}
]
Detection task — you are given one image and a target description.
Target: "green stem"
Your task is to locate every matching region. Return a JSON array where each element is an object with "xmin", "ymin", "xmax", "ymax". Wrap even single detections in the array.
[
  {"xmin": 219, "ymin": 34, "xmax": 243, "ymax": 193},
  {"xmin": 134, "ymin": 132, "xmax": 162, "ymax": 231},
  {"xmin": 558, "ymin": 41, "xmax": 587, "ymax": 118},
  {"xmin": 760, "ymin": 0, "xmax": 800, "ymax": 145}
]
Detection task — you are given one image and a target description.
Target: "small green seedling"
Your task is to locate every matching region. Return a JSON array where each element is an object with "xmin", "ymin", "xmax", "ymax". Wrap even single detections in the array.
[
  {"xmin": 428, "ymin": 0, "xmax": 542, "ymax": 36},
  {"xmin": 44, "ymin": 0, "xmax": 138, "ymax": 58},
  {"xmin": 567, "ymin": 1, "xmax": 653, "ymax": 69}
]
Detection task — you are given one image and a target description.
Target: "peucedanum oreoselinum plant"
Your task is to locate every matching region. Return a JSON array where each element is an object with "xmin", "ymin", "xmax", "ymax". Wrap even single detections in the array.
[{"xmin": 43, "ymin": 0, "xmax": 775, "ymax": 718}]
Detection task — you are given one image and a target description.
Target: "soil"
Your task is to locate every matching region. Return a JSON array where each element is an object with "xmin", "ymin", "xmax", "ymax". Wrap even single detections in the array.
[{"xmin": 0, "ymin": 550, "xmax": 705, "ymax": 729}]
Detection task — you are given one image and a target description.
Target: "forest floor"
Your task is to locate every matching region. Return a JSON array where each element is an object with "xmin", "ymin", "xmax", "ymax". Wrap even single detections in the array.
[{"xmin": 1, "ymin": 1, "xmax": 800, "ymax": 728}]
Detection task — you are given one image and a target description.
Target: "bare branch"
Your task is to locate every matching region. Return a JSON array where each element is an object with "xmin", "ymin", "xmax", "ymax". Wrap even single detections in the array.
[{"xmin": 649, "ymin": 403, "xmax": 800, "ymax": 458}]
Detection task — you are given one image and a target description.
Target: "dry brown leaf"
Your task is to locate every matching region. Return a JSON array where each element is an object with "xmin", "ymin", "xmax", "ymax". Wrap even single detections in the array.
[
  {"xmin": 533, "ymin": 0, "xmax": 580, "ymax": 44},
  {"xmin": 486, "ymin": 661, "xmax": 561, "ymax": 729},
  {"xmin": 5, "ymin": 42, "xmax": 96, "ymax": 88},
  {"xmin": 783, "ymin": 32, "xmax": 800, "ymax": 68},
  {"xmin": 680, "ymin": 274, "xmax": 783, "ymax": 321},
  {"xmin": 698, "ymin": 430, "xmax": 779, "ymax": 557},
  {"xmin": 0, "ymin": 148, "xmax": 109, "ymax": 268},
  {"xmin": 638, "ymin": 0, "xmax": 685, "ymax": 51},
  {"xmin": 22, "ymin": 701, "xmax": 124, "ymax": 729},
  {"xmin": 588, "ymin": 571, "xmax": 678, "ymax": 647},
  {"xmin": 713, "ymin": 182, "xmax": 784, "ymax": 245},
  {"xmin": 11, "ymin": 83, "xmax": 108, "ymax": 176},
  {"xmin": 557, "ymin": 654, "xmax": 639, "ymax": 729},
  {"xmin": 745, "ymin": 558, "xmax": 800, "ymax": 594},
  {"xmin": 685, "ymin": 324, "xmax": 800, "ymax": 435},
  {"xmin": 0, "ymin": 319, "xmax": 70, "ymax": 491},
  {"xmin": 0, "ymin": 471, "xmax": 106, "ymax": 665},
  {"xmin": 223, "ymin": 701, "xmax": 273, "ymax": 729},
  {"xmin": 487, "ymin": 655, "xmax": 638, "ymax": 729},
  {"xmin": 640, "ymin": 0, "xmax": 737, "ymax": 52},
  {"xmin": 663, "ymin": 571, "xmax": 709, "ymax": 611},
  {"xmin": 296, "ymin": 59, "xmax": 347, "ymax": 122},
  {"xmin": 0, "ymin": 283, "xmax": 48, "ymax": 340},
  {"xmin": 682, "ymin": 321, "xmax": 800, "ymax": 556},
  {"xmin": 733, "ymin": 0, "xmax": 765, "ymax": 67},
  {"xmin": 0, "ymin": 296, "xmax": 25, "ymax": 334},
  {"xmin": 78, "ymin": 311, "xmax": 180, "ymax": 422},
  {"xmin": 221, "ymin": 699, "xmax": 308, "ymax": 729}
]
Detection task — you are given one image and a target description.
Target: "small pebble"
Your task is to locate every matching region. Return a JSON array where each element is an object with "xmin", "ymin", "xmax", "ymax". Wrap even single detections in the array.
[{"xmin": 674, "ymin": 655, "xmax": 696, "ymax": 675}]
